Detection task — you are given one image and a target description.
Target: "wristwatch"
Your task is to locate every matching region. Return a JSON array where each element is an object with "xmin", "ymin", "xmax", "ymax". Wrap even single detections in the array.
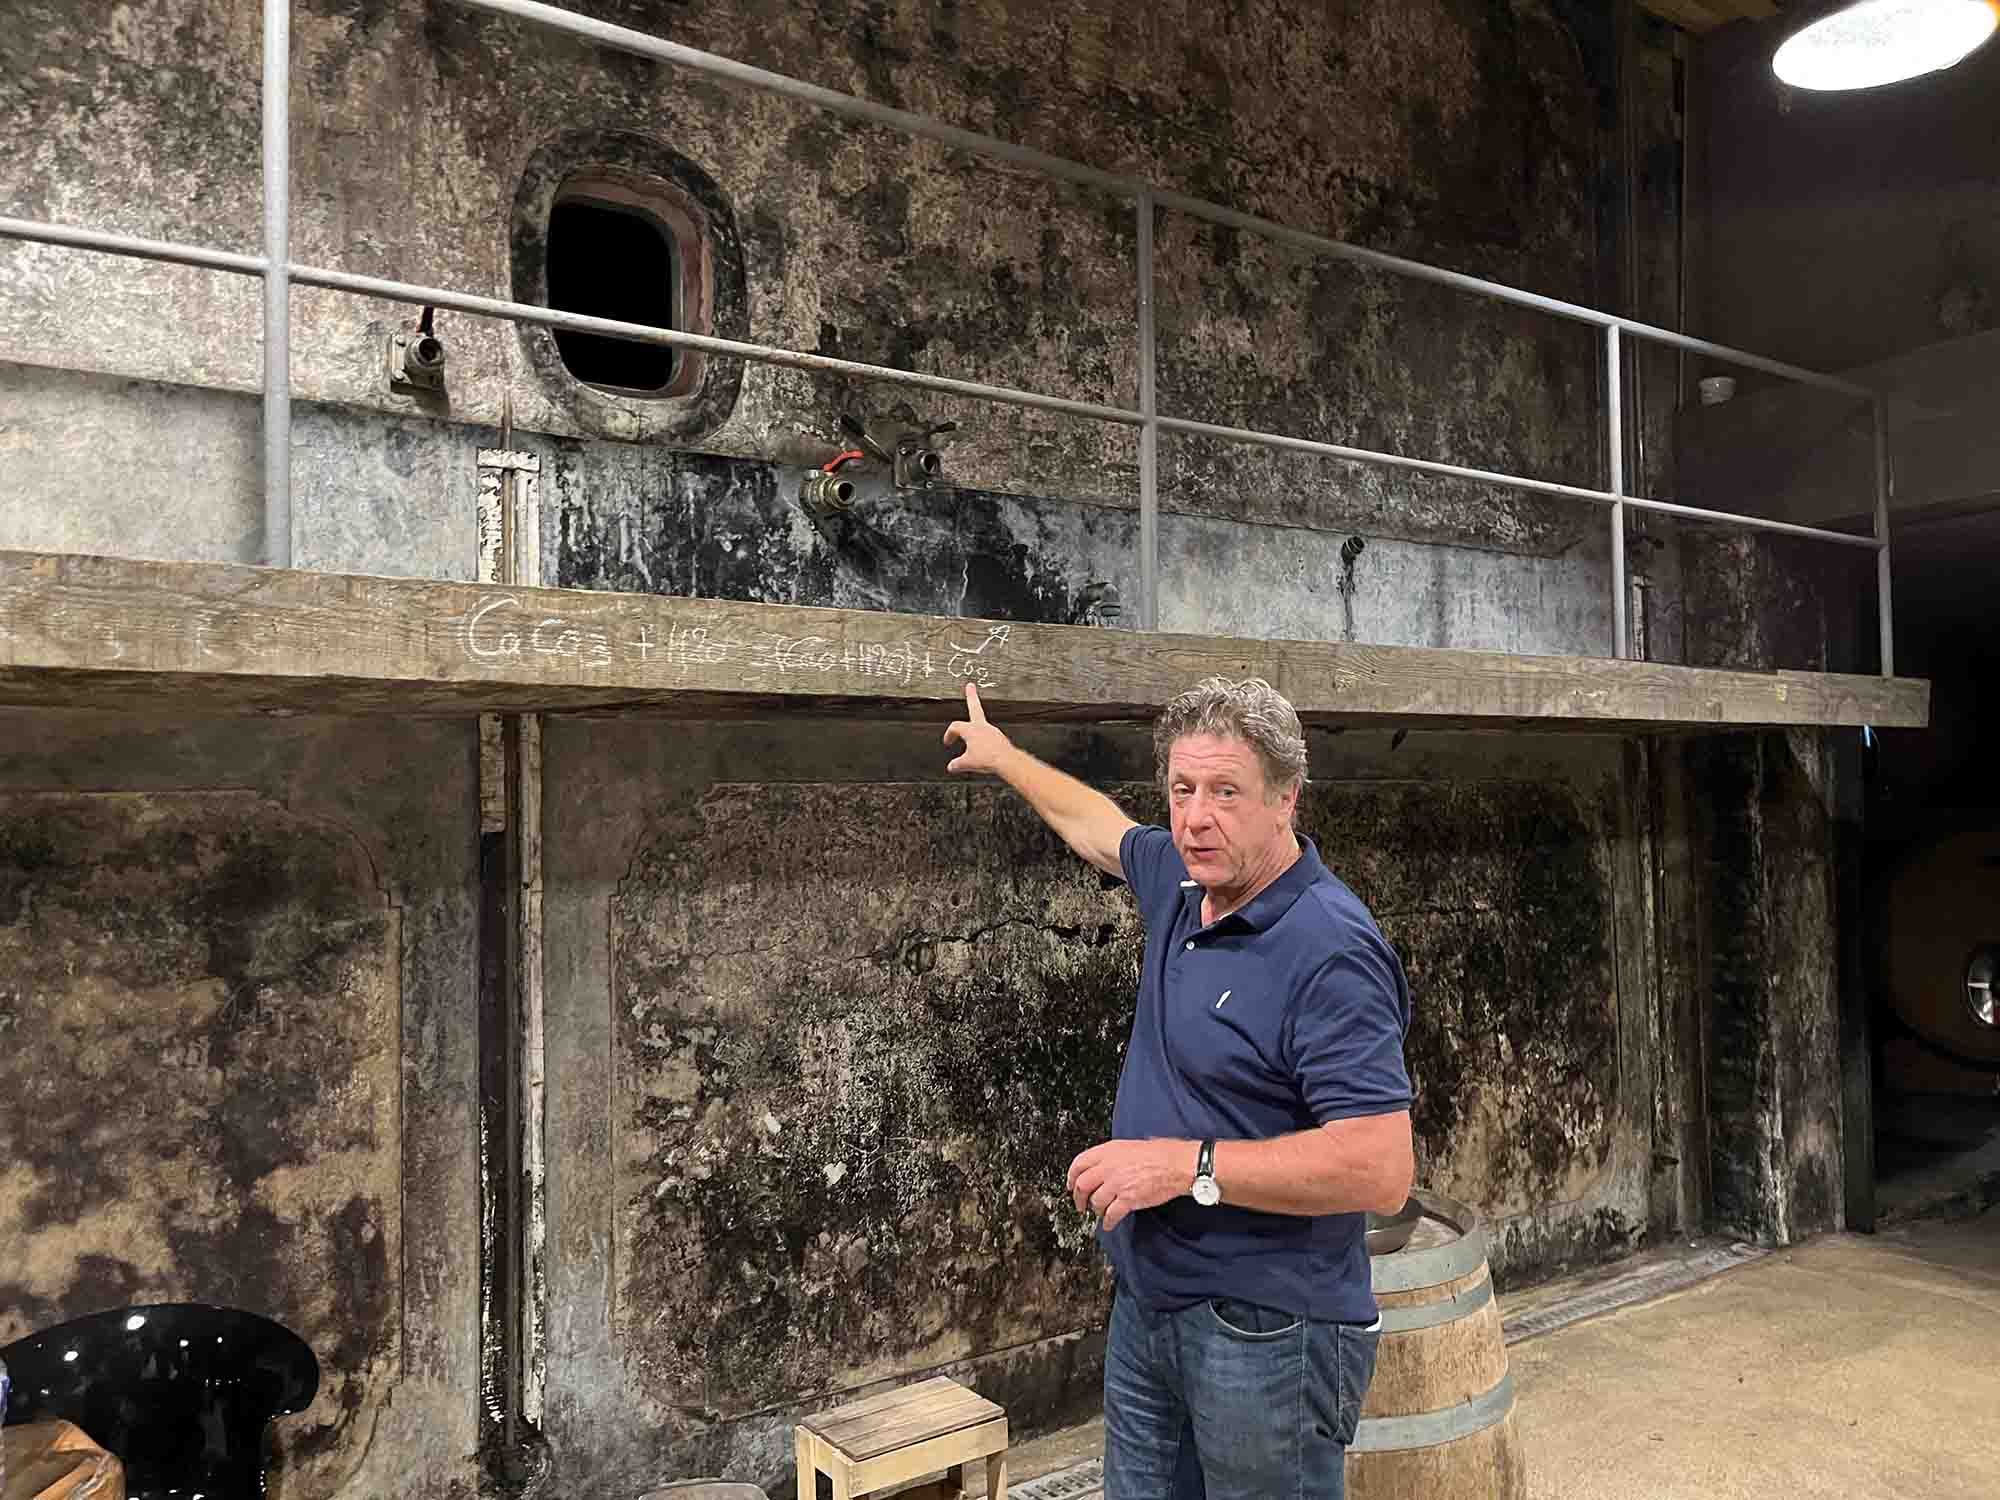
[{"xmin": 1192, "ymin": 1139, "xmax": 1222, "ymax": 1206}]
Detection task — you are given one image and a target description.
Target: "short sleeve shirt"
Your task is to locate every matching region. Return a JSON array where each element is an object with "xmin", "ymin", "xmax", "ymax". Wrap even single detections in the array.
[{"xmin": 1106, "ymin": 824, "xmax": 1413, "ymax": 1324}]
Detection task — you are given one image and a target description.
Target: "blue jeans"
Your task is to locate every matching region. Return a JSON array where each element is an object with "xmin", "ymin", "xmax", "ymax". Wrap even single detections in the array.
[{"xmin": 1102, "ymin": 1292, "xmax": 1380, "ymax": 1500}]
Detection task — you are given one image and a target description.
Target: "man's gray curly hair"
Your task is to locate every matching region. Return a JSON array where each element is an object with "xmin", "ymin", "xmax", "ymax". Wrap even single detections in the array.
[{"xmin": 1153, "ymin": 676, "xmax": 1308, "ymax": 800}]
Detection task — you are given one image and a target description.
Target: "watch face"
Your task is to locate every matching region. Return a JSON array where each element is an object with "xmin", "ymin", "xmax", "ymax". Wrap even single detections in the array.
[{"xmin": 1192, "ymin": 1176, "xmax": 1221, "ymax": 1207}]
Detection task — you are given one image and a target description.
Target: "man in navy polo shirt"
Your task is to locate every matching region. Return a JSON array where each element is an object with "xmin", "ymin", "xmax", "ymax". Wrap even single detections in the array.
[{"xmin": 943, "ymin": 675, "xmax": 1413, "ymax": 1499}]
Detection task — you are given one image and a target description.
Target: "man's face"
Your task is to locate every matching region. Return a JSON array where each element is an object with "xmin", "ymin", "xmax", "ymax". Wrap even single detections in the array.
[{"xmin": 1166, "ymin": 732, "xmax": 1297, "ymax": 893}]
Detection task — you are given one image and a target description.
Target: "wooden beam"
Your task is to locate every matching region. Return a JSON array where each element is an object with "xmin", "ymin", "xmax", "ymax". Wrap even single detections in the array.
[
  {"xmin": 0, "ymin": 551, "xmax": 1929, "ymax": 733},
  {"xmin": 1638, "ymin": 0, "xmax": 1776, "ymax": 32},
  {"xmin": 1640, "ymin": 0, "xmax": 1729, "ymax": 32}
]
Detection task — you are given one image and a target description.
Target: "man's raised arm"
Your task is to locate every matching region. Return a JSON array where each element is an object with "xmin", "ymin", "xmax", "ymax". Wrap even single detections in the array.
[{"xmin": 943, "ymin": 683, "xmax": 1136, "ymax": 878}]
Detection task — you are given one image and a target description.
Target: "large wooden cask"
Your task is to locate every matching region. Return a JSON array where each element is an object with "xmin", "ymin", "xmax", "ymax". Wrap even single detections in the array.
[
  {"xmin": 1878, "ymin": 832, "xmax": 2000, "ymax": 1094},
  {"xmin": 1349, "ymin": 1192, "xmax": 1527, "ymax": 1500}
]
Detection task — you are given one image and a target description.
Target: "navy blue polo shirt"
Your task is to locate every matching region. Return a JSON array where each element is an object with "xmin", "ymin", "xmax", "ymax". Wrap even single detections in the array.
[{"xmin": 1105, "ymin": 824, "xmax": 1413, "ymax": 1324}]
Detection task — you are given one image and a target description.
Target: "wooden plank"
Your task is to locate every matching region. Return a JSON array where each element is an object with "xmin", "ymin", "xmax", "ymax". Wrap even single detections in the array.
[
  {"xmin": 1638, "ymin": 0, "xmax": 1774, "ymax": 30},
  {"xmin": 0, "ymin": 550, "xmax": 1930, "ymax": 732},
  {"xmin": 803, "ymin": 1376, "xmax": 966, "ymax": 1436},
  {"xmin": 809, "ymin": 1379, "xmax": 1002, "ymax": 1460},
  {"xmin": 847, "ymin": 1418, "xmax": 1008, "ymax": 1493},
  {"xmin": 840, "ymin": 1399, "xmax": 996, "ymax": 1462},
  {"xmin": 816, "ymin": 1384, "xmax": 968, "ymax": 1449},
  {"xmin": 831, "ymin": 1390, "xmax": 979, "ymax": 1452},
  {"xmin": 1638, "ymin": 0, "xmax": 1728, "ymax": 31},
  {"xmin": 795, "ymin": 1427, "xmax": 819, "ymax": 1500}
]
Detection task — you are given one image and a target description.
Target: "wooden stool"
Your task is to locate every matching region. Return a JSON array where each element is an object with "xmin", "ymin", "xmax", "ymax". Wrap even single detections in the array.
[{"xmin": 795, "ymin": 1375, "xmax": 1007, "ymax": 1500}]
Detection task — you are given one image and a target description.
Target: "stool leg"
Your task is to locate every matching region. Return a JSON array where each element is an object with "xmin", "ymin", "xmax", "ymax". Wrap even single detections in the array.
[
  {"xmin": 985, "ymin": 1451, "xmax": 1007, "ymax": 1500},
  {"xmin": 794, "ymin": 1428, "xmax": 816, "ymax": 1500},
  {"xmin": 956, "ymin": 1461, "xmax": 979, "ymax": 1498}
]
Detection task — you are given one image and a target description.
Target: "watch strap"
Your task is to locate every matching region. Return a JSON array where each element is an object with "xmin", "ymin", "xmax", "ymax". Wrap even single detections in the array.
[{"xmin": 1196, "ymin": 1138, "xmax": 1216, "ymax": 1181}]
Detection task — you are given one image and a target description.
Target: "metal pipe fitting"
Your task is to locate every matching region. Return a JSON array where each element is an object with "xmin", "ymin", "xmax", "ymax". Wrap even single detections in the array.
[
  {"xmin": 800, "ymin": 471, "xmax": 858, "ymax": 517},
  {"xmin": 894, "ymin": 446, "xmax": 943, "ymax": 489},
  {"xmin": 410, "ymin": 334, "xmax": 446, "ymax": 377}
]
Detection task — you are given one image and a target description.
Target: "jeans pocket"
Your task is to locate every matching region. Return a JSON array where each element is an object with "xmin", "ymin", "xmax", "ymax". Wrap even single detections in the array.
[
  {"xmin": 1333, "ymin": 1322, "xmax": 1382, "ymax": 1444},
  {"xmin": 1207, "ymin": 1297, "xmax": 1304, "ymax": 1341}
]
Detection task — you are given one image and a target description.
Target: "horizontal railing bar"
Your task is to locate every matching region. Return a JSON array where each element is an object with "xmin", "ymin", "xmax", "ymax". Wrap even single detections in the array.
[
  {"xmin": 1151, "ymin": 192, "xmax": 1874, "ymax": 398},
  {"xmin": 0, "ymin": 212, "xmax": 1882, "ymax": 552},
  {"xmin": 290, "ymin": 262, "xmax": 1147, "ymax": 428},
  {"xmin": 451, "ymin": 0, "xmax": 1875, "ymax": 401},
  {"xmin": 1157, "ymin": 413, "xmax": 1618, "ymax": 503},
  {"xmin": 0, "ymin": 214, "xmax": 268, "ymax": 276},
  {"xmin": 1157, "ymin": 414, "xmax": 1885, "ymax": 549},
  {"xmin": 1619, "ymin": 492, "xmax": 1881, "ymax": 547}
]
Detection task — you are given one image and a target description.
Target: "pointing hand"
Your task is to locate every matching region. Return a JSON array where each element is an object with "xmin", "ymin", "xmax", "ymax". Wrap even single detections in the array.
[{"xmin": 943, "ymin": 682, "xmax": 1014, "ymax": 775}]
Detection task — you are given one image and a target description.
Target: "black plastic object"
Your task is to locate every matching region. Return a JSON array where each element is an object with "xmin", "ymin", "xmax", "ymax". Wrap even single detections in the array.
[{"xmin": 0, "ymin": 1303, "xmax": 318, "ymax": 1499}]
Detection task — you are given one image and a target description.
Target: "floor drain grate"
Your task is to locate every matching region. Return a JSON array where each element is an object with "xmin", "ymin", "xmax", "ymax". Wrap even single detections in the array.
[
  {"xmin": 1011, "ymin": 1459, "xmax": 1103, "ymax": 1500},
  {"xmin": 1501, "ymin": 1242, "xmax": 1768, "ymax": 1343}
]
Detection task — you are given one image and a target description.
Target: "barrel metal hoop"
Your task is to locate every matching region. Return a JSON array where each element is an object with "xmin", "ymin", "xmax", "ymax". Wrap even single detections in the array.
[
  {"xmin": 1375, "ymin": 1274, "xmax": 1494, "ymax": 1334},
  {"xmin": 1369, "ymin": 1193, "xmax": 1488, "ymax": 1294},
  {"xmin": 1349, "ymin": 1373, "xmax": 1515, "ymax": 1454}
]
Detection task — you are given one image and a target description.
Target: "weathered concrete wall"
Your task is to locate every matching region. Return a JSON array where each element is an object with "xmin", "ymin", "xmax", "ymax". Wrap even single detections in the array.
[
  {"xmin": 1686, "ymin": 730, "xmax": 1845, "ymax": 1244},
  {"xmin": 0, "ymin": 0, "xmax": 1632, "ymax": 527},
  {"xmin": 0, "ymin": 367, "xmax": 1622, "ymax": 653},
  {"xmin": 1674, "ymin": 532, "xmax": 1857, "ymax": 1244},
  {"xmin": 542, "ymin": 717, "xmax": 1650, "ymax": 1495},
  {"xmin": 0, "ymin": 362, "xmax": 262, "ymax": 564},
  {"xmin": 0, "ymin": 0, "xmax": 1687, "ymax": 604},
  {"xmin": 0, "ymin": 1, "xmax": 1721, "ymax": 1494},
  {"xmin": 0, "ymin": 710, "xmax": 483, "ymax": 1497}
]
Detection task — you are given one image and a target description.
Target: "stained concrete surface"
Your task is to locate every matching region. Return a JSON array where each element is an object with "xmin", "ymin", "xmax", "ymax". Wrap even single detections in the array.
[
  {"xmin": 1510, "ymin": 1209, "xmax": 2000, "ymax": 1498},
  {"xmin": 1003, "ymin": 1207, "xmax": 2000, "ymax": 1500},
  {"xmin": 0, "ymin": 711, "xmax": 485, "ymax": 1500},
  {"xmin": 538, "ymin": 717, "xmax": 1653, "ymax": 1496}
]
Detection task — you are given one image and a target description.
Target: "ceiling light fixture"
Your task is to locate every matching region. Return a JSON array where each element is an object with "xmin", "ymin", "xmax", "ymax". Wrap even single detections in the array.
[{"xmin": 1773, "ymin": 0, "xmax": 1998, "ymax": 91}]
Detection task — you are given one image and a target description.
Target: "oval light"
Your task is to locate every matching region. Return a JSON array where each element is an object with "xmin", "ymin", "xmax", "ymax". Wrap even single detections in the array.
[{"xmin": 1773, "ymin": 0, "xmax": 1998, "ymax": 91}]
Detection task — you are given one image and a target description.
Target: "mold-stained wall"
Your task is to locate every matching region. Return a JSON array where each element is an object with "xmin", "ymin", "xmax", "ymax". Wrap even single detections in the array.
[
  {"xmin": 1, "ymin": 0, "xmax": 1626, "ymax": 501},
  {"xmin": 0, "ymin": 792, "xmax": 401, "ymax": 1495},
  {"xmin": 0, "ymin": 712, "xmax": 484, "ymax": 1499},
  {"xmin": 539, "ymin": 718, "xmax": 1649, "ymax": 1496},
  {"xmin": 1674, "ymin": 533, "xmax": 1863, "ymax": 1245},
  {"xmin": 0, "ymin": 0, "xmax": 1683, "ymax": 659},
  {"xmin": 0, "ymin": 2, "xmax": 1854, "ymax": 1497}
]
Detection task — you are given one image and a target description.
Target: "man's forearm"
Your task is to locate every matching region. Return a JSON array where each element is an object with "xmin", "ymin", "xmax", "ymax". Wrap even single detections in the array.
[
  {"xmin": 1066, "ymin": 1116, "xmax": 1412, "ymax": 1230},
  {"xmin": 1210, "ymin": 1120, "xmax": 1412, "ymax": 1217}
]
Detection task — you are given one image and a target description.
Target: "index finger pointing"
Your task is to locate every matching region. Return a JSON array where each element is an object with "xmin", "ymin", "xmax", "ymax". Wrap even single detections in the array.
[{"xmin": 964, "ymin": 681, "xmax": 988, "ymax": 723}]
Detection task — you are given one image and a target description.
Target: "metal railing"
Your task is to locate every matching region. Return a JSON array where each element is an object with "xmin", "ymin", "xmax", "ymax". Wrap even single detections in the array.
[{"xmin": 0, "ymin": 0, "xmax": 1896, "ymax": 674}]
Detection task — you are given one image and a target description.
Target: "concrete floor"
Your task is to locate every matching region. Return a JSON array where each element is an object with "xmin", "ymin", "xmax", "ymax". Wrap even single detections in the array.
[
  {"xmin": 1006, "ymin": 1204, "xmax": 2000, "ymax": 1499},
  {"xmin": 1510, "ymin": 1207, "xmax": 2000, "ymax": 1498}
]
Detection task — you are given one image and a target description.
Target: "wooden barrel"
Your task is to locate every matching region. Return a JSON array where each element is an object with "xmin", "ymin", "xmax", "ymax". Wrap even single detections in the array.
[
  {"xmin": 1880, "ymin": 833, "xmax": 2000, "ymax": 1093},
  {"xmin": 1348, "ymin": 1191, "xmax": 1527, "ymax": 1500}
]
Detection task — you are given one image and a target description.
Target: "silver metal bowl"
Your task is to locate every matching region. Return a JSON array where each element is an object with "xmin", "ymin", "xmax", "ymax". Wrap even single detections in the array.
[{"xmin": 1364, "ymin": 1195, "xmax": 1423, "ymax": 1256}]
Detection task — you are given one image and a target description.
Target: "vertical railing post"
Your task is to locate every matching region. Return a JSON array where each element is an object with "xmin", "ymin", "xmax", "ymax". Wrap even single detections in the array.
[
  {"xmin": 1136, "ymin": 187, "xmax": 1159, "ymax": 633},
  {"xmin": 1606, "ymin": 325, "xmax": 1628, "ymax": 659},
  {"xmin": 1873, "ymin": 395, "xmax": 1895, "ymax": 676},
  {"xmin": 262, "ymin": 0, "xmax": 292, "ymax": 567}
]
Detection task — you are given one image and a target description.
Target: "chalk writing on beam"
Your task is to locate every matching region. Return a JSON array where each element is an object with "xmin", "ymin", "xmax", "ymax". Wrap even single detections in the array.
[{"xmin": 460, "ymin": 596, "xmax": 1012, "ymax": 688}]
